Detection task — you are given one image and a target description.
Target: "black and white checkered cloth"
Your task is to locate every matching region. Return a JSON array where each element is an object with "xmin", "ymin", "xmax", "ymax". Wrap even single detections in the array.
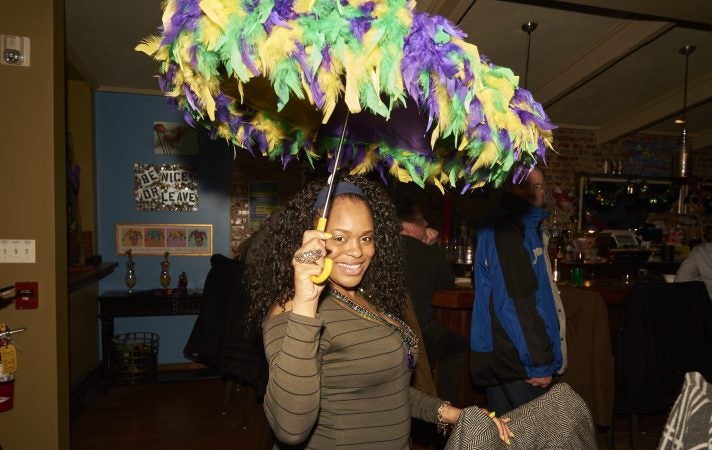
[
  {"xmin": 658, "ymin": 371, "xmax": 712, "ymax": 450},
  {"xmin": 445, "ymin": 383, "xmax": 596, "ymax": 449}
]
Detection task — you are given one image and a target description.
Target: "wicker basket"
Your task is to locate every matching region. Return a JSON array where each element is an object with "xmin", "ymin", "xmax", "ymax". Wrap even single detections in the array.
[{"xmin": 110, "ymin": 332, "xmax": 159, "ymax": 385}]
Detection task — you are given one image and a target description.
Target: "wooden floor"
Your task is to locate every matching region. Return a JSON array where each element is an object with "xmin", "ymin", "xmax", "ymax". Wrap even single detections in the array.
[{"xmin": 71, "ymin": 378, "xmax": 667, "ymax": 450}]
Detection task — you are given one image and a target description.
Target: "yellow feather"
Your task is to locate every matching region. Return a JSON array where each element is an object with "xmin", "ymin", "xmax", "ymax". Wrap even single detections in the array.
[
  {"xmin": 458, "ymin": 136, "xmax": 469, "ymax": 152},
  {"xmin": 318, "ymin": 60, "xmax": 344, "ymax": 124},
  {"xmin": 470, "ymin": 142, "xmax": 498, "ymax": 173},
  {"xmin": 201, "ymin": 19, "xmax": 224, "ymax": 51},
  {"xmin": 162, "ymin": 0, "xmax": 178, "ymax": 32},
  {"xmin": 252, "ymin": 112, "xmax": 284, "ymax": 155},
  {"xmin": 389, "ymin": 162, "xmax": 413, "ymax": 183},
  {"xmin": 293, "ymin": 0, "xmax": 315, "ymax": 13},
  {"xmin": 397, "ymin": 7, "xmax": 413, "ymax": 27},
  {"xmin": 134, "ymin": 36, "xmax": 161, "ymax": 56},
  {"xmin": 199, "ymin": 0, "xmax": 228, "ymax": 31},
  {"xmin": 432, "ymin": 177, "xmax": 445, "ymax": 194},
  {"xmin": 259, "ymin": 25, "xmax": 301, "ymax": 75},
  {"xmin": 342, "ymin": 49, "xmax": 364, "ymax": 114},
  {"xmin": 452, "ymin": 38, "xmax": 480, "ymax": 62}
]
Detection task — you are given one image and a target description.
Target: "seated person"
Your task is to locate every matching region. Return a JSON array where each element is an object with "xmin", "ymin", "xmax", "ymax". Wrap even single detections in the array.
[
  {"xmin": 395, "ymin": 194, "xmax": 468, "ymax": 405},
  {"xmin": 675, "ymin": 242, "xmax": 712, "ymax": 299}
]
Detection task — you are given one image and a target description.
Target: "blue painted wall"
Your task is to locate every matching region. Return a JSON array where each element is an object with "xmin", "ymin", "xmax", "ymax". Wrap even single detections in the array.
[{"xmin": 95, "ymin": 92, "xmax": 231, "ymax": 363}]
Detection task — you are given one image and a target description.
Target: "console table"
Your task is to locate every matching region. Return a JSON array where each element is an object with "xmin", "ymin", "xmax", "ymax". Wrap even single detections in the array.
[{"xmin": 97, "ymin": 289, "xmax": 202, "ymax": 379}]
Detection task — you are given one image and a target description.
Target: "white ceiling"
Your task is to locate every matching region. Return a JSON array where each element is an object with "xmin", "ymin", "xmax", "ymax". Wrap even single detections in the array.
[{"xmin": 65, "ymin": 0, "xmax": 712, "ymax": 149}]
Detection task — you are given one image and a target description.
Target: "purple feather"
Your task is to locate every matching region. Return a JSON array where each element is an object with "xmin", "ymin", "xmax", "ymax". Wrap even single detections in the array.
[
  {"xmin": 359, "ymin": 2, "xmax": 376, "ymax": 14},
  {"xmin": 240, "ymin": 38, "xmax": 261, "ymax": 77},
  {"xmin": 474, "ymin": 123, "xmax": 491, "ymax": 143},
  {"xmin": 257, "ymin": 133, "xmax": 268, "ymax": 155},
  {"xmin": 498, "ymin": 129, "xmax": 511, "ymax": 152},
  {"xmin": 160, "ymin": 0, "xmax": 201, "ymax": 46},
  {"xmin": 350, "ymin": 18, "xmax": 372, "ymax": 42},
  {"xmin": 183, "ymin": 85, "xmax": 200, "ymax": 112},
  {"xmin": 321, "ymin": 47, "xmax": 331, "ymax": 71}
]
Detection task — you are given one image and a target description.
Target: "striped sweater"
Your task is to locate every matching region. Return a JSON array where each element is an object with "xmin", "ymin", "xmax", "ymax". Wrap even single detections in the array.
[{"xmin": 262, "ymin": 295, "xmax": 441, "ymax": 449}]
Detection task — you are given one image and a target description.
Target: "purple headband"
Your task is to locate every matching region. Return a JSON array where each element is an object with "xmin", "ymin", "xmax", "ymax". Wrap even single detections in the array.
[{"xmin": 314, "ymin": 181, "xmax": 366, "ymax": 212}]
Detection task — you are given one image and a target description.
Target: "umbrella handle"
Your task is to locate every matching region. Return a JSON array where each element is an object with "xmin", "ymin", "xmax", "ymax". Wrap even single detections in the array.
[{"xmin": 310, "ymin": 217, "xmax": 332, "ymax": 284}]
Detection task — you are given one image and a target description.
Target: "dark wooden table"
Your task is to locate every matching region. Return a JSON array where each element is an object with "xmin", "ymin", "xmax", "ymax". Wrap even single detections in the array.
[{"xmin": 97, "ymin": 289, "xmax": 203, "ymax": 379}]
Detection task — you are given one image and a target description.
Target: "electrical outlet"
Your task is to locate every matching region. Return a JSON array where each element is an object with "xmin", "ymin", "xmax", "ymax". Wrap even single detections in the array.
[
  {"xmin": 0, "ymin": 240, "xmax": 36, "ymax": 263},
  {"xmin": 1, "ymin": 34, "xmax": 30, "ymax": 67}
]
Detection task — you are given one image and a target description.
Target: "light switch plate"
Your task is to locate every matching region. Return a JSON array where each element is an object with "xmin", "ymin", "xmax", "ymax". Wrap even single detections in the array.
[{"xmin": 0, "ymin": 239, "xmax": 36, "ymax": 263}]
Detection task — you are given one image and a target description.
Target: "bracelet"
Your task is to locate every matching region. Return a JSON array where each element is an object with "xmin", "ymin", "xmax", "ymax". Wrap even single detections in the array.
[{"xmin": 436, "ymin": 400, "xmax": 452, "ymax": 435}]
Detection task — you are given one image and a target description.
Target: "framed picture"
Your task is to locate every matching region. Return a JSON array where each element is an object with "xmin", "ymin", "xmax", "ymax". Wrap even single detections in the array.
[{"xmin": 116, "ymin": 223, "xmax": 213, "ymax": 256}]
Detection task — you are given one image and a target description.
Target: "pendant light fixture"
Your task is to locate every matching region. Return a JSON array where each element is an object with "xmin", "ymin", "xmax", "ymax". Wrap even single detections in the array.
[
  {"xmin": 675, "ymin": 44, "xmax": 696, "ymax": 179},
  {"xmin": 521, "ymin": 22, "xmax": 538, "ymax": 89}
]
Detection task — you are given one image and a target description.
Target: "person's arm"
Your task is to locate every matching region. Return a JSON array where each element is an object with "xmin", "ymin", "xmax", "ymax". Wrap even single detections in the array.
[
  {"xmin": 494, "ymin": 219, "xmax": 554, "ymax": 377},
  {"xmin": 262, "ymin": 312, "xmax": 325, "ymax": 445},
  {"xmin": 410, "ymin": 388, "xmax": 513, "ymax": 443},
  {"xmin": 260, "ymin": 228, "xmax": 332, "ymax": 444},
  {"xmin": 675, "ymin": 250, "xmax": 701, "ymax": 282}
]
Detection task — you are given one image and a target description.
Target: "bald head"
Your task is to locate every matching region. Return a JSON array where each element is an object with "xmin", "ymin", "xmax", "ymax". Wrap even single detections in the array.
[{"xmin": 511, "ymin": 167, "xmax": 546, "ymax": 208}]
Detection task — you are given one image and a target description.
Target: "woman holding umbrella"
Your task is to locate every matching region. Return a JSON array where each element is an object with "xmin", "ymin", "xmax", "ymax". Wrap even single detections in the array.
[{"xmin": 245, "ymin": 174, "xmax": 512, "ymax": 449}]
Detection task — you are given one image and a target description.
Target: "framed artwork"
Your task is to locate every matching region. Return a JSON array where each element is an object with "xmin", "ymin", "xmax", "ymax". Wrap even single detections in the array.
[
  {"xmin": 116, "ymin": 223, "xmax": 213, "ymax": 256},
  {"xmin": 153, "ymin": 121, "xmax": 198, "ymax": 155}
]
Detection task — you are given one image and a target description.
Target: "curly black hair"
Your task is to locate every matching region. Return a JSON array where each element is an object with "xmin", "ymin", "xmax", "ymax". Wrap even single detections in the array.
[{"xmin": 245, "ymin": 174, "xmax": 407, "ymax": 322}]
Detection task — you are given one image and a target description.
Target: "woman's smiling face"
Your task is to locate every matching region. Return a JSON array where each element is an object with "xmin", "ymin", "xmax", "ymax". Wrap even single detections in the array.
[{"xmin": 324, "ymin": 196, "xmax": 375, "ymax": 291}]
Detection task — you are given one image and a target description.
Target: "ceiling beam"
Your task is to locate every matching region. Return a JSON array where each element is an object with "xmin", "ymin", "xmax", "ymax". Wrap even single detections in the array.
[
  {"xmin": 552, "ymin": 0, "xmax": 712, "ymax": 27},
  {"xmin": 416, "ymin": 0, "xmax": 475, "ymax": 24},
  {"xmin": 597, "ymin": 73, "xmax": 712, "ymax": 144},
  {"xmin": 535, "ymin": 20, "xmax": 673, "ymax": 107}
]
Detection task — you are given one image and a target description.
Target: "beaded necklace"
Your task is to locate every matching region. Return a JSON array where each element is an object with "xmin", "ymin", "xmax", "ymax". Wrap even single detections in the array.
[{"xmin": 329, "ymin": 287, "xmax": 418, "ymax": 371}]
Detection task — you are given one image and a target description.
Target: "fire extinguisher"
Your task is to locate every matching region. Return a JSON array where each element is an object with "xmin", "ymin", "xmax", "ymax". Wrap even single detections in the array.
[{"xmin": 0, "ymin": 324, "xmax": 25, "ymax": 412}]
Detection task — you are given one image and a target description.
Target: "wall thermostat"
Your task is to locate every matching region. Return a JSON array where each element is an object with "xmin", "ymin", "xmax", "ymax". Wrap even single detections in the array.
[{"xmin": 1, "ymin": 34, "xmax": 31, "ymax": 67}]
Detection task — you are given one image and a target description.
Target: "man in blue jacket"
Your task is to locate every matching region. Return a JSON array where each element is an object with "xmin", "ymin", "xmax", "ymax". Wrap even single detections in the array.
[{"xmin": 470, "ymin": 167, "xmax": 567, "ymax": 415}]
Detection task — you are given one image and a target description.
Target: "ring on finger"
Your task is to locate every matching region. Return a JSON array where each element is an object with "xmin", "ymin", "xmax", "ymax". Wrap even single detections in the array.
[{"xmin": 294, "ymin": 249, "xmax": 324, "ymax": 264}]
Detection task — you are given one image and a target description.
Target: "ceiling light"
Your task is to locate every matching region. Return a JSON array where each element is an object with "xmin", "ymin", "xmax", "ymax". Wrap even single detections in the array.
[
  {"xmin": 521, "ymin": 22, "xmax": 538, "ymax": 90},
  {"xmin": 675, "ymin": 44, "xmax": 696, "ymax": 179}
]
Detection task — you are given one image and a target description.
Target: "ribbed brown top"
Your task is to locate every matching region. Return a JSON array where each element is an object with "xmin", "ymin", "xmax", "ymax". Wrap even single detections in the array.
[{"xmin": 262, "ymin": 295, "xmax": 441, "ymax": 449}]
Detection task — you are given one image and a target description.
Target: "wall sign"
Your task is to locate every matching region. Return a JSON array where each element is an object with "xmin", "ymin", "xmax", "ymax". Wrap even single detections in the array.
[{"xmin": 134, "ymin": 163, "xmax": 198, "ymax": 211}]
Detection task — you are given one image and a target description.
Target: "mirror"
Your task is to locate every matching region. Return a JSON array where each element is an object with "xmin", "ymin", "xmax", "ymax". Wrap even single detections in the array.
[{"xmin": 577, "ymin": 173, "xmax": 680, "ymax": 231}]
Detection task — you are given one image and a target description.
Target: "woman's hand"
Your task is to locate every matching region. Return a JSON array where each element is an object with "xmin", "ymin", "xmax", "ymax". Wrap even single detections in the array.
[
  {"xmin": 525, "ymin": 375, "xmax": 552, "ymax": 388},
  {"xmin": 291, "ymin": 230, "xmax": 332, "ymax": 318},
  {"xmin": 481, "ymin": 408, "xmax": 514, "ymax": 445}
]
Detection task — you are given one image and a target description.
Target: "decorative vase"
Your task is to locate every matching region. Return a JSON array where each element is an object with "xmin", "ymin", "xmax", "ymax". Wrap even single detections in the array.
[
  {"xmin": 159, "ymin": 252, "xmax": 171, "ymax": 289},
  {"xmin": 124, "ymin": 250, "xmax": 137, "ymax": 294}
]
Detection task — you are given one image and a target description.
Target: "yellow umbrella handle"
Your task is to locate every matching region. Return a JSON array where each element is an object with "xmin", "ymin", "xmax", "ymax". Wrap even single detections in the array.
[{"xmin": 310, "ymin": 217, "xmax": 332, "ymax": 284}]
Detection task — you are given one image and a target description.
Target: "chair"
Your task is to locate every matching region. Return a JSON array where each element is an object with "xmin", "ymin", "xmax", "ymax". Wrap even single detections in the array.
[
  {"xmin": 184, "ymin": 254, "xmax": 268, "ymax": 429},
  {"xmin": 557, "ymin": 286, "xmax": 614, "ymax": 431},
  {"xmin": 613, "ymin": 281, "xmax": 712, "ymax": 449},
  {"xmin": 658, "ymin": 371, "xmax": 712, "ymax": 449}
]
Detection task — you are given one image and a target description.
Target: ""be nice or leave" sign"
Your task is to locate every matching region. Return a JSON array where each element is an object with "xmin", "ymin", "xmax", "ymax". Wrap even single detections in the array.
[{"xmin": 134, "ymin": 163, "xmax": 198, "ymax": 211}]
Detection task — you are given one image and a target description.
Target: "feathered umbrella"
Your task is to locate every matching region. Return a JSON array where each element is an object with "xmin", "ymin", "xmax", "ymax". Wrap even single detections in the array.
[
  {"xmin": 137, "ymin": 0, "xmax": 556, "ymax": 281},
  {"xmin": 136, "ymin": 0, "xmax": 555, "ymax": 191}
]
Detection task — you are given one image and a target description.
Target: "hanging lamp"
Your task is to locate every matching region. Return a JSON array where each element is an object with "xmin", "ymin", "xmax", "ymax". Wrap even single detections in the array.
[
  {"xmin": 521, "ymin": 22, "xmax": 538, "ymax": 89},
  {"xmin": 675, "ymin": 44, "xmax": 696, "ymax": 179}
]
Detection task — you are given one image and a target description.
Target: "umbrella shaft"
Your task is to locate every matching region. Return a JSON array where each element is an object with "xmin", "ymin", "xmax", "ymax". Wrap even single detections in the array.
[{"xmin": 320, "ymin": 111, "xmax": 351, "ymax": 219}]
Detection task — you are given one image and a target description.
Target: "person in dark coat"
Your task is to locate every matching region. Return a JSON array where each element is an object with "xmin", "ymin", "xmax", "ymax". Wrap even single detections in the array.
[{"xmin": 395, "ymin": 194, "xmax": 467, "ymax": 404}]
